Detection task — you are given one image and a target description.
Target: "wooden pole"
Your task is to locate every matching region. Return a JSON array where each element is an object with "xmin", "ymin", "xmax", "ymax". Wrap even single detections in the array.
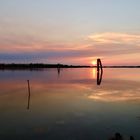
[
  {"xmin": 97, "ymin": 58, "xmax": 103, "ymax": 71},
  {"xmin": 97, "ymin": 59, "xmax": 100, "ymax": 72},
  {"xmin": 97, "ymin": 59, "xmax": 103, "ymax": 85},
  {"xmin": 27, "ymin": 80, "xmax": 31, "ymax": 110}
]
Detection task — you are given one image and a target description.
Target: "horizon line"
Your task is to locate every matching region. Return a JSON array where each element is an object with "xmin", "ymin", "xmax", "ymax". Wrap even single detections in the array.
[{"xmin": 0, "ymin": 63, "xmax": 140, "ymax": 68}]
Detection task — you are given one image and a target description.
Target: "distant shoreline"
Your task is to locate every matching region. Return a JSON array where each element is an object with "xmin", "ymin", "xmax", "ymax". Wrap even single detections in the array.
[{"xmin": 0, "ymin": 63, "xmax": 140, "ymax": 70}]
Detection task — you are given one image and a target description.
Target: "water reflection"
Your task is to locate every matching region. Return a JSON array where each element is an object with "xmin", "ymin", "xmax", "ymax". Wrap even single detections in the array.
[
  {"xmin": 97, "ymin": 58, "xmax": 103, "ymax": 85},
  {"xmin": 97, "ymin": 67, "xmax": 103, "ymax": 85},
  {"xmin": 0, "ymin": 68, "xmax": 140, "ymax": 139},
  {"xmin": 92, "ymin": 68, "xmax": 96, "ymax": 79},
  {"xmin": 57, "ymin": 67, "xmax": 61, "ymax": 77},
  {"xmin": 88, "ymin": 89, "xmax": 140, "ymax": 102}
]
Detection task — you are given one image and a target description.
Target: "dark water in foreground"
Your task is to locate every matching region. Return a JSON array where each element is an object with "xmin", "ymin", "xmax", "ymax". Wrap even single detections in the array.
[{"xmin": 0, "ymin": 68, "xmax": 140, "ymax": 140}]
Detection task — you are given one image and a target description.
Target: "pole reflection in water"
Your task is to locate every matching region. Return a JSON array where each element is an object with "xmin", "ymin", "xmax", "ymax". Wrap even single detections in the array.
[
  {"xmin": 97, "ymin": 59, "xmax": 103, "ymax": 85},
  {"xmin": 57, "ymin": 67, "xmax": 61, "ymax": 77},
  {"xmin": 27, "ymin": 80, "xmax": 31, "ymax": 110},
  {"xmin": 97, "ymin": 68, "xmax": 103, "ymax": 85}
]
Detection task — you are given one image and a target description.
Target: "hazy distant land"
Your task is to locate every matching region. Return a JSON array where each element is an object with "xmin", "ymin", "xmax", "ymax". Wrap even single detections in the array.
[{"xmin": 0, "ymin": 63, "xmax": 140, "ymax": 70}]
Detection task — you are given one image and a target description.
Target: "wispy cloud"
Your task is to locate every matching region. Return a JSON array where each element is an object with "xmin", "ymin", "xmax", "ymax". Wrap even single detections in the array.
[
  {"xmin": 88, "ymin": 32, "xmax": 140, "ymax": 45},
  {"xmin": 0, "ymin": 32, "xmax": 140, "ymax": 65}
]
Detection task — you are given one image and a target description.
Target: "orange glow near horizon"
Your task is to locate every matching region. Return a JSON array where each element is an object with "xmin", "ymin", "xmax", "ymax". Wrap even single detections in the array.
[{"xmin": 91, "ymin": 60, "xmax": 97, "ymax": 66}]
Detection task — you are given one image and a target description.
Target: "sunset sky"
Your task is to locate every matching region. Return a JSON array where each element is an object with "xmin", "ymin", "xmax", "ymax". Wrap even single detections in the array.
[{"xmin": 0, "ymin": 0, "xmax": 140, "ymax": 65}]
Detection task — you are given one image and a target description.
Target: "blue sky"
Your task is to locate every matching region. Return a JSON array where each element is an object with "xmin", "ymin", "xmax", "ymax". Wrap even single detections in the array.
[{"xmin": 0, "ymin": 0, "xmax": 140, "ymax": 65}]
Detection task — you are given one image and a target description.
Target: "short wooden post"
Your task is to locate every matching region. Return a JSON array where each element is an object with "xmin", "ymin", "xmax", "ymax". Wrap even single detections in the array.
[
  {"xmin": 27, "ymin": 80, "xmax": 31, "ymax": 110},
  {"xmin": 97, "ymin": 59, "xmax": 103, "ymax": 85},
  {"xmin": 97, "ymin": 59, "xmax": 103, "ymax": 71}
]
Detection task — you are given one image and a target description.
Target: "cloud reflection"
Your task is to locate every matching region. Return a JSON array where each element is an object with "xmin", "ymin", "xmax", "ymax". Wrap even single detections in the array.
[{"xmin": 88, "ymin": 89, "xmax": 140, "ymax": 102}]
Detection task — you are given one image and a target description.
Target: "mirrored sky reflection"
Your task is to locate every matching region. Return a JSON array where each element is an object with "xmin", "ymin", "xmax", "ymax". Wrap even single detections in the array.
[{"xmin": 0, "ymin": 68, "xmax": 140, "ymax": 139}]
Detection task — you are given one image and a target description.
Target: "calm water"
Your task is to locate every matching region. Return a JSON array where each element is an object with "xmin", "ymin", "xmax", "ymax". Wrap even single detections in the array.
[{"xmin": 0, "ymin": 68, "xmax": 140, "ymax": 140}]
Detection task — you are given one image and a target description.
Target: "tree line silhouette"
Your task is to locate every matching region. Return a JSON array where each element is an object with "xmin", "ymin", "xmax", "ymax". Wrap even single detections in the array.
[{"xmin": 0, "ymin": 63, "xmax": 91, "ymax": 70}]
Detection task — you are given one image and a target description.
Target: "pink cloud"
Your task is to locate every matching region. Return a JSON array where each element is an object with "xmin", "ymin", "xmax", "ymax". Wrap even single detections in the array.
[{"xmin": 88, "ymin": 32, "xmax": 140, "ymax": 45}]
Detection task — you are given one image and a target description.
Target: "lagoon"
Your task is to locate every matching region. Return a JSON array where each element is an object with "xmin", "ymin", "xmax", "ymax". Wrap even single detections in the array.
[{"xmin": 0, "ymin": 68, "xmax": 140, "ymax": 140}]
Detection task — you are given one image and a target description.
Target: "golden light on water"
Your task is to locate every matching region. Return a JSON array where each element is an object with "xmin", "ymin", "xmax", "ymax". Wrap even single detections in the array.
[{"xmin": 92, "ymin": 68, "xmax": 96, "ymax": 79}]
